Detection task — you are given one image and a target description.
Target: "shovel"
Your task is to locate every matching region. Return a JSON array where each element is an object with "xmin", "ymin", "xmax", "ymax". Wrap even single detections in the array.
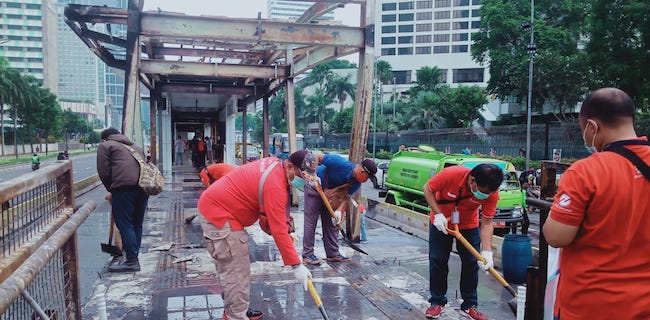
[
  {"xmin": 313, "ymin": 184, "xmax": 368, "ymax": 255},
  {"xmin": 307, "ymin": 277, "xmax": 331, "ymax": 320},
  {"xmin": 101, "ymin": 214, "xmax": 123, "ymax": 257}
]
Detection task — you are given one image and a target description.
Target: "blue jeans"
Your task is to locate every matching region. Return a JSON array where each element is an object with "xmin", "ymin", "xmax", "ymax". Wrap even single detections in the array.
[
  {"xmin": 428, "ymin": 222, "xmax": 480, "ymax": 310},
  {"xmin": 175, "ymin": 152, "xmax": 183, "ymax": 165},
  {"xmin": 112, "ymin": 187, "xmax": 149, "ymax": 261}
]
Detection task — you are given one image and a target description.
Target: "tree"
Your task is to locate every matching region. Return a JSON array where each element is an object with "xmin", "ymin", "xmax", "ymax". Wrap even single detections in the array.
[
  {"xmin": 440, "ymin": 86, "xmax": 488, "ymax": 128},
  {"xmin": 325, "ymin": 73, "xmax": 356, "ymax": 112},
  {"xmin": 329, "ymin": 107, "xmax": 354, "ymax": 133},
  {"xmin": 305, "ymin": 91, "xmax": 334, "ymax": 136},
  {"xmin": 586, "ymin": 0, "xmax": 650, "ymax": 112},
  {"xmin": 376, "ymin": 60, "xmax": 394, "ymax": 84},
  {"xmin": 405, "ymin": 91, "xmax": 443, "ymax": 130},
  {"xmin": 409, "ymin": 66, "xmax": 445, "ymax": 96},
  {"xmin": 471, "ymin": 0, "xmax": 589, "ymax": 117}
]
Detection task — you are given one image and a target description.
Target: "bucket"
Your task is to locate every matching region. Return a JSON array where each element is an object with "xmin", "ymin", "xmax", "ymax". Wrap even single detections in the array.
[{"xmin": 502, "ymin": 234, "xmax": 532, "ymax": 284}]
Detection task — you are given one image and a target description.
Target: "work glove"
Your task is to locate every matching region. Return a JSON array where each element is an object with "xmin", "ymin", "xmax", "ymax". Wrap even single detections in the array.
[
  {"xmin": 308, "ymin": 176, "xmax": 321, "ymax": 187},
  {"xmin": 432, "ymin": 213, "xmax": 448, "ymax": 235},
  {"xmin": 332, "ymin": 210, "xmax": 343, "ymax": 226},
  {"xmin": 289, "ymin": 232, "xmax": 298, "ymax": 245},
  {"xmin": 292, "ymin": 264, "xmax": 312, "ymax": 291},
  {"xmin": 478, "ymin": 250, "xmax": 494, "ymax": 272}
]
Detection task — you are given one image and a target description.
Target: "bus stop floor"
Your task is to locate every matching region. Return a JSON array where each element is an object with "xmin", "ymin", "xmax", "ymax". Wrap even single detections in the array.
[{"xmin": 81, "ymin": 164, "xmax": 517, "ymax": 320}]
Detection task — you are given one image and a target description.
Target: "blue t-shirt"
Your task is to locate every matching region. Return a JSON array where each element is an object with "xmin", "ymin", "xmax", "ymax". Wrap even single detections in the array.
[{"xmin": 316, "ymin": 154, "xmax": 361, "ymax": 194}]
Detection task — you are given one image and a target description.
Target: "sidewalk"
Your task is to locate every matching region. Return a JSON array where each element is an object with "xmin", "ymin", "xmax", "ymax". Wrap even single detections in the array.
[{"xmin": 81, "ymin": 163, "xmax": 516, "ymax": 320}]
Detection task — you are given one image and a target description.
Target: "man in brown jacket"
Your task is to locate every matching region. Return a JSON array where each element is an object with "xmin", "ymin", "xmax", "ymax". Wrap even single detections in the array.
[{"xmin": 97, "ymin": 127, "xmax": 149, "ymax": 272}]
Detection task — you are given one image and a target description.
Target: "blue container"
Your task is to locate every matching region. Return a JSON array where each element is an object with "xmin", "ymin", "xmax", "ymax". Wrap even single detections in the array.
[{"xmin": 501, "ymin": 234, "xmax": 532, "ymax": 284}]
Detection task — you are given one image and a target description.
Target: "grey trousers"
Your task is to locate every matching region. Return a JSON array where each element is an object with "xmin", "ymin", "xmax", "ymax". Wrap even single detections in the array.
[
  {"xmin": 199, "ymin": 215, "xmax": 250, "ymax": 320},
  {"xmin": 302, "ymin": 184, "xmax": 341, "ymax": 259}
]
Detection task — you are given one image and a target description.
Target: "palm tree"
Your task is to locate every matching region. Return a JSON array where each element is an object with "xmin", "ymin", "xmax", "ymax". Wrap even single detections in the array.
[
  {"xmin": 407, "ymin": 91, "xmax": 443, "ymax": 131},
  {"xmin": 410, "ymin": 66, "xmax": 445, "ymax": 95},
  {"xmin": 325, "ymin": 74, "xmax": 356, "ymax": 112},
  {"xmin": 305, "ymin": 91, "xmax": 334, "ymax": 137},
  {"xmin": 376, "ymin": 60, "xmax": 394, "ymax": 85}
]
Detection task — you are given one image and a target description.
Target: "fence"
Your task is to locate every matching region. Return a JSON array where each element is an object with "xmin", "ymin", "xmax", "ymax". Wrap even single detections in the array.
[
  {"xmin": 305, "ymin": 119, "xmax": 650, "ymax": 160},
  {"xmin": 0, "ymin": 161, "xmax": 96, "ymax": 320}
]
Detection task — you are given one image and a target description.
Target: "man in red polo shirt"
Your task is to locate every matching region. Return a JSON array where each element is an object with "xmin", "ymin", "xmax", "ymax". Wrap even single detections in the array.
[
  {"xmin": 422, "ymin": 164, "xmax": 503, "ymax": 320},
  {"xmin": 197, "ymin": 151, "xmax": 316, "ymax": 320},
  {"xmin": 543, "ymin": 88, "xmax": 650, "ymax": 320}
]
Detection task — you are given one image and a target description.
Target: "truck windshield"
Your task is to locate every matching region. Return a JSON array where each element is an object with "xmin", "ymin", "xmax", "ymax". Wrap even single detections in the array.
[{"xmin": 501, "ymin": 171, "xmax": 520, "ymax": 190}]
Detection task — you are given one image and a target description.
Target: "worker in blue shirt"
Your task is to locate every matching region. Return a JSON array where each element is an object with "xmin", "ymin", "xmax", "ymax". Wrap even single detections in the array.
[{"xmin": 301, "ymin": 153, "xmax": 377, "ymax": 265}]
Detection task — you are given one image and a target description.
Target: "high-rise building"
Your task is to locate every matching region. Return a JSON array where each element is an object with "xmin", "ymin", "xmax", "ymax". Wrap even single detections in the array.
[
  {"xmin": 54, "ymin": 0, "xmax": 126, "ymax": 128},
  {"xmin": 267, "ymin": 0, "xmax": 334, "ymax": 20},
  {"xmin": 375, "ymin": 0, "xmax": 486, "ymax": 88},
  {"xmin": 0, "ymin": 0, "xmax": 58, "ymax": 93}
]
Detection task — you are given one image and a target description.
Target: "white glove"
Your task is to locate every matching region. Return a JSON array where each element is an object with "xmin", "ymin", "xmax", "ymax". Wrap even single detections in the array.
[
  {"xmin": 292, "ymin": 264, "xmax": 312, "ymax": 291},
  {"xmin": 478, "ymin": 250, "xmax": 494, "ymax": 272},
  {"xmin": 332, "ymin": 210, "xmax": 342, "ymax": 225},
  {"xmin": 289, "ymin": 232, "xmax": 298, "ymax": 245},
  {"xmin": 308, "ymin": 176, "xmax": 321, "ymax": 187},
  {"xmin": 432, "ymin": 213, "xmax": 448, "ymax": 235}
]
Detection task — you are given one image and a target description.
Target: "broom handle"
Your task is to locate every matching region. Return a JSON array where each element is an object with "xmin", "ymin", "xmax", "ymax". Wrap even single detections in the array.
[
  {"xmin": 314, "ymin": 184, "xmax": 343, "ymax": 230},
  {"xmin": 108, "ymin": 214, "xmax": 115, "ymax": 245},
  {"xmin": 449, "ymin": 225, "xmax": 517, "ymax": 297}
]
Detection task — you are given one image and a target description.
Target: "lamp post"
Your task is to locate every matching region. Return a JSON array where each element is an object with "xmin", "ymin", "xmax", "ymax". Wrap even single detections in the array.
[
  {"xmin": 392, "ymin": 76, "xmax": 396, "ymax": 119},
  {"xmin": 524, "ymin": 0, "xmax": 536, "ymax": 170},
  {"xmin": 373, "ymin": 58, "xmax": 378, "ymax": 160}
]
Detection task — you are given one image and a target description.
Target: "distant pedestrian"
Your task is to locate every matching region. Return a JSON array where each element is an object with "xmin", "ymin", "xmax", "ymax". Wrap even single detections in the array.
[
  {"xmin": 197, "ymin": 151, "xmax": 318, "ymax": 320},
  {"xmin": 543, "ymin": 88, "xmax": 650, "ymax": 320},
  {"xmin": 174, "ymin": 135, "xmax": 184, "ymax": 165},
  {"xmin": 301, "ymin": 154, "xmax": 377, "ymax": 265},
  {"xmin": 97, "ymin": 127, "xmax": 149, "ymax": 272},
  {"xmin": 205, "ymin": 137, "xmax": 213, "ymax": 163}
]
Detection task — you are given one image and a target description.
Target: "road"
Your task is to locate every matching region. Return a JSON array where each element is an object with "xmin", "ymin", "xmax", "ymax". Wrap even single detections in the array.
[{"xmin": 0, "ymin": 153, "xmax": 98, "ymax": 183}]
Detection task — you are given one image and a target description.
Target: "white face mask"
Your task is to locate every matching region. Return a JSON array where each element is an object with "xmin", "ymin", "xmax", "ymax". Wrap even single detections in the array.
[{"xmin": 582, "ymin": 121, "xmax": 598, "ymax": 154}]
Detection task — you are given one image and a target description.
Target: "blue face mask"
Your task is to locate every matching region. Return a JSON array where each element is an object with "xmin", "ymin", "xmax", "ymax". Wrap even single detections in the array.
[
  {"xmin": 582, "ymin": 121, "xmax": 598, "ymax": 154},
  {"xmin": 472, "ymin": 189, "xmax": 490, "ymax": 200},
  {"xmin": 290, "ymin": 176, "xmax": 306, "ymax": 190}
]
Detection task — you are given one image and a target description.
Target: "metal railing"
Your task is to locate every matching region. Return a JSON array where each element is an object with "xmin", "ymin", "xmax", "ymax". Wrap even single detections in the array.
[{"xmin": 0, "ymin": 161, "xmax": 96, "ymax": 320}]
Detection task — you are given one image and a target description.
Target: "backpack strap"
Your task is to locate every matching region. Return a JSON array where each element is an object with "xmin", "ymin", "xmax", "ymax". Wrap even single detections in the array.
[
  {"xmin": 603, "ymin": 140, "xmax": 650, "ymax": 181},
  {"xmin": 120, "ymin": 143, "xmax": 146, "ymax": 164},
  {"xmin": 258, "ymin": 160, "xmax": 280, "ymax": 212}
]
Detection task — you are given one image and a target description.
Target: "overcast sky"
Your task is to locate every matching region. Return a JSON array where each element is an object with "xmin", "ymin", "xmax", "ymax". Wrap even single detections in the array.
[{"xmin": 142, "ymin": 0, "xmax": 360, "ymax": 25}]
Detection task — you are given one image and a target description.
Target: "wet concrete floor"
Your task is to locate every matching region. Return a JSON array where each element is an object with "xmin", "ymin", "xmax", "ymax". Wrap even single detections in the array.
[{"xmin": 81, "ymin": 163, "xmax": 517, "ymax": 320}]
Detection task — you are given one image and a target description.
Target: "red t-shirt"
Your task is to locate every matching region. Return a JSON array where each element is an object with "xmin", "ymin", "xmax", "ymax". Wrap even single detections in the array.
[
  {"xmin": 199, "ymin": 163, "xmax": 235, "ymax": 187},
  {"xmin": 197, "ymin": 158, "xmax": 300, "ymax": 266},
  {"xmin": 549, "ymin": 138, "xmax": 650, "ymax": 319},
  {"xmin": 427, "ymin": 165, "xmax": 498, "ymax": 229}
]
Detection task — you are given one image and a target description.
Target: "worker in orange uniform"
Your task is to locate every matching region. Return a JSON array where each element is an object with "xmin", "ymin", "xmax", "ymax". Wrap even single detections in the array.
[
  {"xmin": 197, "ymin": 150, "xmax": 317, "ymax": 320},
  {"xmin": 199, "ymin": 163, "xmax": 235, "ymax": 187},
  {"xmin": 543, "ymin": 88, "xmax": 650, "ymax": 320}
]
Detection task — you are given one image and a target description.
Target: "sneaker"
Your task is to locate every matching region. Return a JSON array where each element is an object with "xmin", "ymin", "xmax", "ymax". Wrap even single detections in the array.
[
  {"xmin": 302, "ymin": 254, "xmax": 322, "ymax": 265},
  {"xmin": 460, "ymin": 306, "xmax": 488, "ymax": 320},
  {"xmin": 108, "ymin": 259, "xmax": 140, "ymax": 272},
  {"xmin": 222, "ymin": 309, "xmax": 264, "ymax": 320},
  {"xmin": 326, "ymin": 254, "xmax": 351, "ymax": 262},
  {"xmin": 425, "ymin": 304, "xmax": 445, "ymax": 319}
]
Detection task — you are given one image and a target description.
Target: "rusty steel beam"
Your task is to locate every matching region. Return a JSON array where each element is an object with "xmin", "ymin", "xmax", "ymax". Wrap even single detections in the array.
[
  {"xmin": 293, "ymin": 46, "xmax": 359, "ymax": 75},
  {"xmin": 140, "ymin": 60, "xmax": 287, "ymax": 79},
  {"xmin": 65, "ymin": 20, "xmax": 124, "ymax": 69},
  {"xmin": 64, "ymin": 4, "xmax": 128, "ymax": 24},
  {"xmin": 140, "ymin": 13, "xmax": 364, "ymax": 47},
  {"xmin": 347, "ymin": 0, "xmax": 375, "ymax": 241},
  {"xmin": 151, "ymin": 47, "xmax": 265, "ymax": 60},
  {"xmin": 122, "ymin": 0, "xmax": 143, "ymax": 145},
  {"xmin": 159, "ymin": 83, "xmax": 253, "ymax": 95}
]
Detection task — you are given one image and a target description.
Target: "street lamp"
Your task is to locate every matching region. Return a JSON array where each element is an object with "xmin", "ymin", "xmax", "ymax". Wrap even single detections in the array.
[
  {"xmin": 373, "ymin": 58, "xmax": 378, "ymax": 160},
  {"xmin": 524, "ymin": 0, "xmax": 536, "ymax": 170},
  {"xmin": 392, "ymin": 76, "xmax": 397, "ymax": 119}
]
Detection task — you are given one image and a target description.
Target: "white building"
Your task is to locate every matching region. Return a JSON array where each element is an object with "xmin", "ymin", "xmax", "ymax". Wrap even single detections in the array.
[
  {"xmin": 266, "ymin": 0, "xmax": 334, "ymax": 21},
  {"xmin": 59, "ymin": 100, "xmax": 97, "ymax": 120},
  {"xmin": 0, "ymin": 0, "xmax": 58, "ymax": 93},
  {"xmin": 375, "ymin": 0, "xmax": 486, "ymax": 88}
]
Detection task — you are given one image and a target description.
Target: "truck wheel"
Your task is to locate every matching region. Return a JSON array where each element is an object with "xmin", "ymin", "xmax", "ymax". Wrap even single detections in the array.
[
  {"xmin": 493, "ymin": 228, "xmax": 509, "ymax": 237},
  {"xmin": 385, "ymin": 193, "xmax": 396, "ymax": 205}
]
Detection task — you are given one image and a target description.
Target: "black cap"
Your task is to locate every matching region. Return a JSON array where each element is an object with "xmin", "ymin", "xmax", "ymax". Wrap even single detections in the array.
[
  {"xmin": 288, "ymin": 150, "xmax": 316, "ymax": 175},
  {"xmin": 361, "ymin": 158, "xmax": 377, "ymax": 178},
  {"xmin": 101, "ymin": 127, "xmax": 120, "ymax": 140}
]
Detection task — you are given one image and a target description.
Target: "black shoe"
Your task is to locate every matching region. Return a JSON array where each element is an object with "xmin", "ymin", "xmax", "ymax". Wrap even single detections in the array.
[
  {"xmin": 108, "ymin": 259, "xmax": 140, "ymax": 272},
  {"xmin": 247, "ymin": 309, "xmax": 264, "ymax": 320}
]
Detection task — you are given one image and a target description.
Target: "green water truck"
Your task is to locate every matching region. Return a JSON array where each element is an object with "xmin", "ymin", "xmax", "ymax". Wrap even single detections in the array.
[{"xmin": 383, "ymin": 147, "xmax": 524, "ymax": 235}]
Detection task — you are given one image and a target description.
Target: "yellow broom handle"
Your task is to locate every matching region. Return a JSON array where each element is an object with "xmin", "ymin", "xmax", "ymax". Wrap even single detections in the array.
[{"xmin": 307, "ymin": 278, "xmax": 323, "ymax": 307}]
